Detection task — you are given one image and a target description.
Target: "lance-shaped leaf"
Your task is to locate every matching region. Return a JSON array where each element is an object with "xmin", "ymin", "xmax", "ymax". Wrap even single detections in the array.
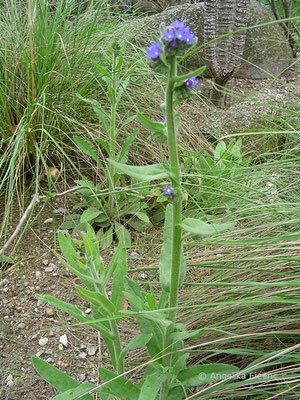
[
  {"xmin": 181, "ymin": 218, "xmax": 235, "ymax": 236},
  {"xmin": 119, "ymin": 334, "xmax": 152, "ymax": 365},
  {"xmin": 73, "ymin": 135, "xmax": 98, "ymax": 163},
  {"xmin": 178, "ymin": 363, "xmax": 239, "ymax": 387},
  {"xmin": 138, "ymin": 113, "xmax": 165, "ymax": 133},
  {"xmin": 98, "ymin": 367, "xmax": 140, "ymax": 399},
  {"xmin": 138, "ymin": 370, "xmax": 169, "ymax": 400},
  {"xmin": 171, "ymin": 66, "xmax": 206, "ymax": 83},
  {"xmin": 108, "ymin": 159, "xmax": 170, "ymax": 181},
  {"xmin": 37, "ymin": 294, "xmax": 114, "ymax": 339},
  {"xmin": 159, "ymin": 204, "xmax": 186, "ymax": 292},
  {"xmin": 32, "ymin": 357, "xmax": 94, "ymax": 400},
  {"xmin": 76, "ymin": 286, "xmax": 117, "ymax": 316},
  {"xmin": 52, "ymin": 384, "xmax": 95, "ymax": 400}
]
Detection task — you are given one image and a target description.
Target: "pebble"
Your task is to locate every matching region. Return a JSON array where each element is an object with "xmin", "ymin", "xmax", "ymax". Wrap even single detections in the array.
[
  {"xmin": 38, "ymin": 337, "xmax": 49, "ymax": 346},
  {"xmin": 86, "ymin": 346, "xmax": 97, "ymax": 356},
  {"xmin": 130, "ymin": 251, "xmax": 140, "ymax": 258},
  {"xmin": 35, "ymin": 271, "xmax": 42, "ymax": 280},
  {"xmin": 37, "ymin": 300, "xmax": 43, "ymax": 307},
  {"xmin": 6, "ymin": 374, "xmax": 14, "ymax": 388},
  {"xmin": 44, "ymin": 218, "xmax": 53, "ymax": 224},
  {"xmin": 0, "ymin": 278, "xmax": 9, "ymax": 286},
  {"xmin": 45, "ymin": 267, "xmax": 54, "ymax": 273},
  {"xmin": 36, "ymin": 350, "xmax": 44, "ymax": 357},
  {"xmin": 59, "ymin": 334, "xmax": 68, "ymax": 347},
  {"xmin": 58, "ymin": 344, "xmax": 64, "ymax": 351},
  {"xmin": 48, "ymin": 262, "xmax": 58, "ymax": 270},
  {"xmin": 17, "ymin": 322, "xmax": 26, "ymax": 329},
  {"xmin": 46, "ymin": 358, "xmax": 53, "ymax": 363},
  {"xmin": 43, "ymin": 260, "xmax": 49, "ymax": 266},
  {"xmin": 138, "ymin": 272, "xmax": 147, "ymax": 279},
  {"xmin": 78, "ymin": 373, "xmax": 86, "ymax": 382},
  {"xmin": 46, "ymin": 307, "xmax": 54, "ymax": 317},
  {"xmin": 54, "ymin": 208, "xmax": 67, "ymax": 214},
  {"xmin": 84, "ymin": 308, "xmax": 91, "ymax": 314}
]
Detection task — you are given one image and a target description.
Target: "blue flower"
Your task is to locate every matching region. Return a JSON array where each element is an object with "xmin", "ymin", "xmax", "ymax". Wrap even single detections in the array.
[
  {"xmin": 162, "ymin": 186, "xmax": 174, "ymax": 196},
  {"xmin": 153, "ymin": 117, "xmax": 166, "ymax": 124},
  {"xmin": 145, "ymin": 41, "xmax": 161, "ymax": 59},
  {"xmin": 163, "ymin": 28, "xmax": 176, "ymax": 42},
  {"xmin": 185, "ymin": 77, "xmax": 199, "ymax": 87},
  {"xmin": 184, "ymin": 30, "xmax": 195, "ymax": 45}
]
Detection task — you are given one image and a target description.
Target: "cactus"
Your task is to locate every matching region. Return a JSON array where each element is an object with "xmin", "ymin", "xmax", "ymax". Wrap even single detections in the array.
[{"xmin": 204, "ymin": 0, "xmax": 250, "ymax": 107}]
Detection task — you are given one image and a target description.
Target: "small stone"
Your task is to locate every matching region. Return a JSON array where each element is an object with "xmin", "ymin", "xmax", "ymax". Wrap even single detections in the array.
[
  {"xmin": 36, "ymin": 350, "xmax": 44, "ymax": 357},
  {"xmin": 42, "ymin": 260, "xmax": 49, "ymax": 266},
  {"xmin": 48, "ymin": 262, "xmax": 58, "ymax": 270},
  {"xmin": 54, "ymin": 207, "xmax": 67, "ymax": 214},
  {"xmin": 59, "ymin": 334, "xmax": 68, "ymax": 347},
  {"xmin": 35, "ymin": 271, "xmax": 42, "ymax": 280},
  {"xmin": 37, "ymin": 300, "xmax": 43, "ymax": 307},
  {"xmin": 46, "ymin": 358, "xmax": 53, "ymax": 363},
  {"xmin": 0, "ymin": 278, "xmax": 9, "ymax": 286},
  {"xmin": 58, "ymin": 344, "xmax": 64, "ymax": 351},
  {"xmin": 49, "ymin": 331, "xmax": 55, "ymax": 337},
  {"xmin": 44, "ymin": 218, "xmax": 53, "ymax": 224},
  {"xmin": 86, "ymin": 346, "xmax": 97, "ymax": 356},
  {"xmin": 46, "ymin": 308, "xmax": 54, "ymax": 317},
  {"xmin": 138, "ymin": 272, "xmax": 147, "ymax": 279},
  {"xmin": 84, "ymin": 308, "xmax": 91, "ymax": 314},
  {"xmin": 45, "ymin": 267, "xmax": 54, "ymax": 273},
  {"xmin": 130, "ymin": 251, "xmax": 140, "ymax": 258},
  {"xmin": 18, "ymin": 322, "xmax": 26, "ymax": 329},
  {"xmin": 39, "ymin": 337, "xmax": 48, "ymax": 346},
  {"xmin": 78, "ymin": 373, "xmax": 86, "ymax": 382}
]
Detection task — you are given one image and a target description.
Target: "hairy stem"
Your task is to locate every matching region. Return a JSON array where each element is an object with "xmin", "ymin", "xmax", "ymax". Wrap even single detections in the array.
[{"xmin": 160, "ymin": 55, "xmax": 183, "ymax": 400}]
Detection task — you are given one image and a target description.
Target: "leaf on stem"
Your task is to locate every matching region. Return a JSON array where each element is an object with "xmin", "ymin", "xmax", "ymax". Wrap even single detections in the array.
[
  {"xmin": 178, "ymin": 364, "xmax": 239, "ymax": 387},
  {"xmin": 108, "ymin": 159, "xmax": 170, "ymax": 181},
  {"xmin": 159, "ymin": 204, "xmax": 186, "ymax": 292},
  {"xmin": 181, "ymin": 218, "xmax": 235, "ymax": 236},
  {"xmin": 32, "ymin": 357, "xmax": 94, "ymax": 400}
]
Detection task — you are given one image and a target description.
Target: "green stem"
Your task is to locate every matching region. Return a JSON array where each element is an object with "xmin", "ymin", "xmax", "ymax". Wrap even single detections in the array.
[
  {"xmin": 160, "ymin": 55, "xmax": 183, "ymax": 400},
  {"xmin": 108, "ymin": 52, "xmax": 117, "ymax": 211}
]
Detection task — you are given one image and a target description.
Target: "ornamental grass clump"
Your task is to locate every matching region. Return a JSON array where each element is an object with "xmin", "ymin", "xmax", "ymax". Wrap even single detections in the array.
[{"xmin": 33, "ymin": 21, "xmax": 237, "ymax": 399}]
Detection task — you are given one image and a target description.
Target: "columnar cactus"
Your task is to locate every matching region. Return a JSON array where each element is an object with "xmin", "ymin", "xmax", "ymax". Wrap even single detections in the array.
[{"xmin": 204, "ymin": 0, "xmax": 250, "ymax": 107}]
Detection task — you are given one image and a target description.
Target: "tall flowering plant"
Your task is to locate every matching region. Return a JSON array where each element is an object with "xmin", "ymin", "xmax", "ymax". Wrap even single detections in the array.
[{"xmin": 32, "ymin": 21, "xmax": 236, "ymax": 400}]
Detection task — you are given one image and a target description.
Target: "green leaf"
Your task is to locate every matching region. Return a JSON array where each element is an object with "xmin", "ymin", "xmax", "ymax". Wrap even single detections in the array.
[
  {"xmin": 138, "ymin": 371, "xmax": 168, "ymax": 400},
  {"xmin": 37, "ymin": 294, "xmax": 114, "ymax": 339},
  {"xmin": 119, "ymin": 334, "xmax": 152, "ymax": 365},
  {"xmin": 150, "ymin": 130, "xmax": 167, "ymax": 143},
  {"xmin": 181, "ymin": 218, "xmax": 235, "ymax": 236},
  {"xmin": 137, "ymin": 113, "xmax": 165, "ymax": 133},
  {"xmin": 32, "ymin": 357, "xmax": 94, "ymax": 399},
  {"xmin": 117, "ymin": 130, "xmax": 138, "ymax": 164},
  {"xmin": 178, "ymin": 364, "xmax": 239, "ymax": 387},
  {"xmin": 133, "ymin": 212, "xmax": 150, "ymax": 223},
  {"xmin": 108, "ymin": 159, "xmax": 170, "ymax": 181},
  {"xmin": 111, "ymin": 242, "xmax": 127, "ymax": 312},
  {"xmin": 98, "ymin": 367, "xmax": 140, "ymax": 399},
  {"xmin": 73, "ymin": 136, "xmax": 98, "ymax": 162},
  {"xmin": 80, "ymin": 207, "xmax": 102, "ymax": 224},
  {"xmin": 76, "ymin": 286, "xmax": 117, "ymax": 315},
  {"xmin": 159, "ymin": 204, "xmax": 186, "ymax": 292},
  {"xmin": 171, "ymin": 66, "xmax": 206, "ymax": 83},
  {"xmin": 99, "ymin": 226, "xmax": 114, "ymax": 250},
  {"xmin": 115, "ymin": 222, "xmax": 131, "ymax": 248},
  {"xmin": 52, "ymin": 384, "xmax": 95, "ymax": 400}
]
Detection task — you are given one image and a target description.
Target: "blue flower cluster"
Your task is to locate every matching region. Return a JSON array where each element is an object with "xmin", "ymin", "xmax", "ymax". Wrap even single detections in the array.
[
  {"xmin": 146, "ymin": 20, "xmax": 196, "ymax": 60},
  {"xmin": 163, "ymin": 20, "xmax": 195, "ymax": 46}
]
